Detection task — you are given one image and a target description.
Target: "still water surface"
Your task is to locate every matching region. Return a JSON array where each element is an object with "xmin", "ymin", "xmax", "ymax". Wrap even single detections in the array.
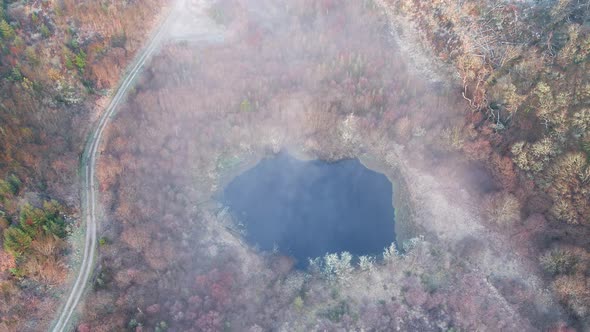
[{"xmin": 222, "ymin": 153, "xmax": 396, "ymax": 268}]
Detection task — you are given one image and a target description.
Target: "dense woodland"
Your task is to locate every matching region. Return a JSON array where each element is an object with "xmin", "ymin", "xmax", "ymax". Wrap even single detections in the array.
[
  {"xmin": 80, "ymin": 0, "xmax": 585, "ymax": 330},
  {"xmin": 0, "ymin": 0, "xmax": 166, "ymax": 330},
  {"xmin": 0, "ymin": 0, "xmax": 589, "ymax": 331},
  {"xmin": 382, "ymin": 0, "xmax": 590, "ymax": 325}
]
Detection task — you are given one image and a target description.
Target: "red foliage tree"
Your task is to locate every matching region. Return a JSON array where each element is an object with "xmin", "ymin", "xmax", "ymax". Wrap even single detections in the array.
[
  {"xmin": 193, "ymin": 269, "xmax": 234, "ymax": 309},
  {"xmin": 195, "ymin": 311, "xmax": 223, "ymax": 332}
]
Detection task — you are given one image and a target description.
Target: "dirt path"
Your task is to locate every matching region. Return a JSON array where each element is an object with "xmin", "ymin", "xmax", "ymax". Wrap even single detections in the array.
[
  {"xmin": 51, "ymin": 1, "xmax": 230, "ymax": 329},
  {"xmin": 50, "ymin": 2, "xmax": 184, "ymax": 331}
]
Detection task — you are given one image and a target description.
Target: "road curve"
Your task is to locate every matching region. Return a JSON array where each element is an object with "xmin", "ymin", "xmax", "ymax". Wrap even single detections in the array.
[{"xmin": 50, "ymin": 2, "xmax": 182, "ymax": 331}]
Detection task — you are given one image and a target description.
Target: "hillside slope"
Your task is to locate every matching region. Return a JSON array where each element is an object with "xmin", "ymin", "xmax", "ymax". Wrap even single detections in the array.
[
  {"xmin": 378, "ymin": 0, "xmax": 590, "ymax": 327},
  {"xmin": 0, "ymin": 1, "xmax": 167, "ymax": 330}
]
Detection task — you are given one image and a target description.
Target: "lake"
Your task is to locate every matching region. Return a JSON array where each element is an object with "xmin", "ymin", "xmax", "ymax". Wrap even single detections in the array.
[{"xmin": 222, "ymin": 153, "xmax": 396, "ymax": 268}]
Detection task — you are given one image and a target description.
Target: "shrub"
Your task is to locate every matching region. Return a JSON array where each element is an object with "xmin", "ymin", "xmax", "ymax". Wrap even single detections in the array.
[
  {"xmin": 22, "ymin": 254, "xmax": 65, "ymax": 284},
  {"xmin": 65, "ymin": 56, "xmax": 74, "ymax": 70},
  {"xmin": 440, "ymin": 126, "xmax": 464, "ymax": 151},
  {"xmin": 240, "ymin": 98, "xmax": 252, "ymax": 112},
  {"xmin": 323, "ymin": 252, "xmax": 353, "ymax": 282},
  {"xmin": 485, "ymin": 192, "xmax": 521, "ymax": 226},
  {"xmin": 402, "ymin": 235, "xmax": 425, "ymax": 252},
  {"xmin": 487, "ymin": 76, "xmax": 525, "ymax": 115},
  {"xmin": 6, "ymin": 175, "xmax": 20, "ymax": 194},
  {"xmin": 547, "ymin": 153, "xmax": 589, "ymax": 224},
  {"xmin": 154, "ymin": 321, "xmax": 168, "ymax": 332},
  {"xmin": 0, "ymin": 215, "xmax": 8, "ymax": 231},
  {"xmin": 583, "ymin": 140, "xmax": 590, "ymax": 162},
  {"xmin": 0, "ymin": 180, "xmax": 12, "ymax": 201},
  {"xmin": 293, "ymin": 296, "xmax": 304, "ymax": 311},
  {"xmin": 309, "ymin": 252, "xmax": 354, "ymax": 282},
  {"xmin": 3, "ymin": 201, "xmax": 67, "ymax": 258},
  {"xmin": 540, "ymin": 249, "xmax": 578, "ymax": 275},
  {"xmin": 25, "ymin": 47, "xmax": 40, "ymax": 67},
  {"xmin": 511, "ymin": 138, "xmax": 558, "ymax": 173},
  {"xmin": 0, "ymin": 20, "xmax": 15, "ymax": 40},
  {"xmin": 572, "ymin": 109, "xmax": 590, "ymax": 137},
  {"xmin": 320, "ymin": 300, "xmax": 351, "ymax": 322},
  {"xmin": 420, "ymin": 271, "xmax": 447, "ymax": 294},
  {"xmin": 39, "ymin": 24, "xmax": 50, "ymax": 38},
  {"xmin": 358, "ymin": 255, "xmax": 375, "ymax": 271},
  {"xmin": 3, "ymin": 227, "xmax": 32, "ymax": 257},
  {"xmin": 128, "ymin": 319, "xmax": 139, "ymax": 329},
  {"xmin": 553, "ymin": 275, "xmax": 590, "ymax": 318},
  {"xmin": 10, "ymin": 67, "xmax": 23, "ymax": 82},
  {"xmin": 20, "ymin": 202, "xmax": 67, "ymax": 238},
  {"xmin": 74, "ymin": 51, "xmax": 87, "ymax": 72},
  {"xmin": 111, "ymin": 32, "xmax": 127, "ymax": 48},
  {"xmin": 208, "ymin": 7, "xmax": 226, "ymax": 25},
  {"xmin": 383, "ymin": 242, "xmax": 399, "ymax": 262}
]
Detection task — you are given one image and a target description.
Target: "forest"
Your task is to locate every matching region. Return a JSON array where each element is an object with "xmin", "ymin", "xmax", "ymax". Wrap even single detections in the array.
[
  {"xmin": 0, "ymin": 0, "xmax": 165, "ymax": 330},
  {"xmin": 0, "ymin": 0, "xmax": 588, "ymax": 331},
  {"xmin": 384, "ymin": 0, "xmax": 590, "ymax": 323}
]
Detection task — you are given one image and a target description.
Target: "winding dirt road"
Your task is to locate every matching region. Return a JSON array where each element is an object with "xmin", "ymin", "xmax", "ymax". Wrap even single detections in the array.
[
  {"xmin": 51, "ymin": 0, "xmax": 227, "ymax": 329},
  {"xmin": 50, "ymin": 2, "xmax": 183, "ymax": 331}
]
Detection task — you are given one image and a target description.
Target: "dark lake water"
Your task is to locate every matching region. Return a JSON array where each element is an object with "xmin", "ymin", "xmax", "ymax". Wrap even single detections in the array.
[{"xmin": 222, "ymin": 153, "xmax": 396, "ymax": 268}]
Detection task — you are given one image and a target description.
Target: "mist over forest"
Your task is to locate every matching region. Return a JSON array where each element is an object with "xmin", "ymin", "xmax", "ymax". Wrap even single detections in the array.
[{"xmin": 0, "ymin": 0, "xmax": 589, "ymax": 331}]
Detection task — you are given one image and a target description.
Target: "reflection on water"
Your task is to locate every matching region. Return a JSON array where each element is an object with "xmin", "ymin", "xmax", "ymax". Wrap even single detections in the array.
[{"xmin": 222, "ymin": 153, "xmax": 396, "ymax": 268}]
